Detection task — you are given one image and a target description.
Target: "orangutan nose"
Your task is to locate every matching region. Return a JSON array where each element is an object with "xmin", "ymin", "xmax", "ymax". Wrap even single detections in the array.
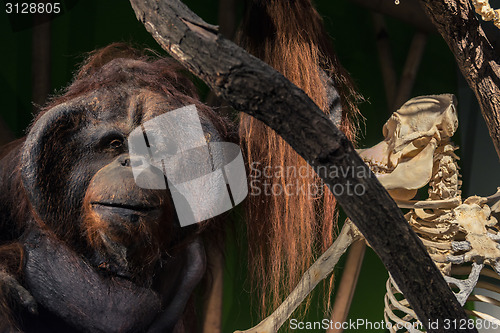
[{"xmin": 118, "ymin": 155, "xmax": 131, "ymax": 167}]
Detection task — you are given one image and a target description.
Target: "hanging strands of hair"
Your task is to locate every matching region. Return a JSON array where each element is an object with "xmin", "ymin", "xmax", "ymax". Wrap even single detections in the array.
[{"xmin": 237, "ymin": 0, "xmax": 363, "ymax": 321}]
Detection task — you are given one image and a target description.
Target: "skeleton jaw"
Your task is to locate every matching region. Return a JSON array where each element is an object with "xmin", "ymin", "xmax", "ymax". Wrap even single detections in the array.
[{"xmin": 358, "ymin": 94, "xmax": 458, "ymax": 201}]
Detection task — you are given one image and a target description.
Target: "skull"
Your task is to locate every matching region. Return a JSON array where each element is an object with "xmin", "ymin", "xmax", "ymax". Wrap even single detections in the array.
[{"xmin": 358, "ymin": 94, "xmax": 458, "ymax": 200}]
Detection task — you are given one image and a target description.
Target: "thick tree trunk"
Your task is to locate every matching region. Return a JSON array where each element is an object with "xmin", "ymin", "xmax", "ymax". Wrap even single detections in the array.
[
  {"xmin": 128, "ymin": 1, "xmax": 475, "ymax": 331},
  {"xmin": 419, "ymin": 0, "xmax": 500, "ymax": 160}
]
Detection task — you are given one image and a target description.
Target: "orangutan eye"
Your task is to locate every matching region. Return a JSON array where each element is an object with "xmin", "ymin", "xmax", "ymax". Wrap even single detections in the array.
[
  {"xmin": 96, "ymin": 131, "xmax": 126, "ymax": 152},
  {"xmin": 109, "ymin": 139, "xmax": 123, "ymax": 149}
]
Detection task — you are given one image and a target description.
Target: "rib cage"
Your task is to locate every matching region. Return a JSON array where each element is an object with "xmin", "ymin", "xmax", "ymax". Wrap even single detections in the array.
[{"xmin": 384, "ymin": 138, "xmax": 500, "ymax": 331}]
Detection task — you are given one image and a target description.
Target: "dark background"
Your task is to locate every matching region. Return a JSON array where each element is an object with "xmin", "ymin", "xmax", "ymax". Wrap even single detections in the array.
[{"xmin": 1, "ymin": 0, "xmax": 500, "ymax": 332}]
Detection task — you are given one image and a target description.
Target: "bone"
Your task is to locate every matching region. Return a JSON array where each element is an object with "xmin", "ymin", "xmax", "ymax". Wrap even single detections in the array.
[
  {"xmin": 477, "ymin": 281, "xmax": 500, "ymax": 295},
  {"xmin": 394, "ymin": 197, "xmax": 461, "ymax": 210},
  {"xmin": 358, "ymin": 94, "xmax": 458, "ymax": 201},
  {"xmin": 451, "ymin": 203, "xmax": 500, "ymax": 267},
  {"xmin": 469, "ymin": 294, "xmax": 500, "ymax": 307},
  {"xmin": 374, "ymin": 94, "xmax": 500, "ymax": 330},
  {"xmin": 444, "ymin": 262, "xmax": 483, "ymax": 306},
  {"xmin": 234, "ymin": 221, "xmax": 362, "ymax": 333},
  {"xmin": 451, "ymin": 241, "xmax": 471, "ymax": 251},
  {"xmin": 466, "ymin": 309, "xmax": 500, "ymax": 327},
  {"xmin": 488, "ymin": 233, "xmax": 500, "ymax": 241},
  {"xmin": 384, "ymin": 287, "xmax": 422, "ymax": 333},
  {"xmin": 386, "ymin": 277, "xmax": 417, "ymax": 317},
  {"xmin": 231, "ymin": 94, "xmax": 500, "ymax": 332}
]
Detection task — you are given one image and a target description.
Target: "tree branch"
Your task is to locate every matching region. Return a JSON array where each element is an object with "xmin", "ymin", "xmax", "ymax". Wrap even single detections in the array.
[
  {"xmin": 128, "ymin": 0, "xmax": 475, "ymax": 331},
  {"xmin": 327, "ymin": 239, "xmax": 366, "ymax": 333},
  {"xmin": 235, "ymin": 221, "xmax": 362, "ymax": 333},
  {"xmin": 419, "ymin": 0, "xmax": 500, "ymax": 160}
]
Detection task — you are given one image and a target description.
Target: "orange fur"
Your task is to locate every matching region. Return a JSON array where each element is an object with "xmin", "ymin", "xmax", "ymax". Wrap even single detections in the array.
[{"xmin": 238, "ymin": 0, "xmax": 362, "ymax": 317}]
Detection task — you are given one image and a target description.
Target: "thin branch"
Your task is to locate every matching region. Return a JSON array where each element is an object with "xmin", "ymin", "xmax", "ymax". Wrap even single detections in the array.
[
  {"xmin": 392, "ymin": 32, "xmax": 427, "ymax": 110},
  {"xmin": 372, "ymin": 13, "xmax": 398, "ymax": 111},
  {"xmin": 327, "ymin": 240, "xmax": 366, "ymax": 333},
  {"xmin": 234, "ymin": 221, "xmax": 362, "ymax": 333},
  {"xmin": 128, "ymin": 1, "xmax": 475, "ymax": 331}
]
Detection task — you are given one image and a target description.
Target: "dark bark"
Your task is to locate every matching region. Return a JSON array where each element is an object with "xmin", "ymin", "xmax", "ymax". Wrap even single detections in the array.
[
  {"xmin": 128, "ymin": 0, "xmax": 474, "ymax": 331},
  {"xmin": 419, "ymin": 0, "xmax": 500, "ymax": 160}
]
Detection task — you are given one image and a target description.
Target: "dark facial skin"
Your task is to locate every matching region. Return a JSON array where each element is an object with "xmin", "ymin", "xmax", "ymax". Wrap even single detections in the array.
[
  {"xmin": 73, "ymin": 88, "xmax": 181, "ymax": 279},
  {"xmin": 31, "ymin": 87, "xmax": 177, "ymax": 230}
]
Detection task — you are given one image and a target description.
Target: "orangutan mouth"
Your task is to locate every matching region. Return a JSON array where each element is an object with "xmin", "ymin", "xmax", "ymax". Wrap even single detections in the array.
[
  {"xmin": 91, "ymin": 202, "xmax": 161, "ymax": 224},
  {"xmin": 92, "ymin": 202, "xmax": 160, "ymax": 212}
]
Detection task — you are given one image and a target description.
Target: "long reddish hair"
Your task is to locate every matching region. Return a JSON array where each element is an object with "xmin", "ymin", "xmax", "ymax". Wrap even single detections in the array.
[{"xmin": 238, "ymin": 0, "xmax": 362, "ymax": 317}]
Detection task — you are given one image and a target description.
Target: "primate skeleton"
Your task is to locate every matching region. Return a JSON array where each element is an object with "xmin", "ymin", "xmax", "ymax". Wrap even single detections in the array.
[{"xmin": 236, "ymin": 94, "xmax": 500, "ymax": 333}]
